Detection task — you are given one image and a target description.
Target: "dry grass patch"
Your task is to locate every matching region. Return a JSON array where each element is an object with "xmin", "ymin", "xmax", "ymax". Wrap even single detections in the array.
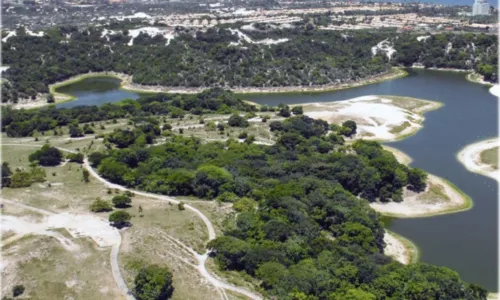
[
  {"xmin": 416, "ymin": 183, "xmax": 450, "ymax": 204},
  {"xmin": 118, "ymin": 201, "xmax": 218, "ymax": 300},
  {"xmin": 1, "ymin": 234, "xmax": 120, "ymax": 300},
  {"xmin": 480, "ymin": 147, "xmax": 498, "ymax": 169}
]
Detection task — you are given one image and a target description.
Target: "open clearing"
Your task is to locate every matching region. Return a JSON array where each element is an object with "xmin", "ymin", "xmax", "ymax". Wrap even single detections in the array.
[
  {"xmin": 457, "ymin": 137, "xmax": 499, "ymax": 181},
  {"xmin": 298, "ymin": 95, "xmax": 441, "ymax": 141},
  {"xmin": 1, "ymin": 136, "xmax": 262, "ymax": 300},
  {"xmin": 1, "ymin": 203, "xmax": 121, "ymax": 299}
]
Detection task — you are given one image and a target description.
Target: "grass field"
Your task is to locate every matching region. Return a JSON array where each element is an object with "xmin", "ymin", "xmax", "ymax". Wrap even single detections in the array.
[{"xmin": 480, "ymin": 147, "xmax": 498, "ymax": 169}]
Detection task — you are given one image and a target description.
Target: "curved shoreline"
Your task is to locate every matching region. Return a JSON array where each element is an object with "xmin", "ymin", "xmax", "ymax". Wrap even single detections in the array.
[
  {"xmin": 456, "ymin": 137, "xmax": 499, "ymax": 181},
  {"xmin": 5, "ymin": 68, "xmax": 408, "ymax": 110},
  {"xmin": 374, "ymin": 147, "xmax": 473, "ymax": 218},
  {"xmin": 384, "ymin": 230, "xmax": 419, "ymax": 265},
  {"xmin": 298, "ymin": 95, "xmax": 442, "ymax": 142}
]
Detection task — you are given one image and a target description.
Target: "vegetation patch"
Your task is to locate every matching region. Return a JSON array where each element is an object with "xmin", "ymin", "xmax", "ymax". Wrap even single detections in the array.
[{"xmin": 480, "ymin": 147, "xmax": 498, "ymax": 169}]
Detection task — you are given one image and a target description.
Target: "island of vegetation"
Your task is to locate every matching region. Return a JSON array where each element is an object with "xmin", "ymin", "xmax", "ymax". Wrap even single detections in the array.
[
  {"xmin": 1, "ymin": 22, "xmax": 497, "ymax": 108},
  {"xmin": 1, "ymin": 88, "xmax": 489, "ymax": 299},
  {"xmin": 457, "ymin": 137, "xmax": 499, "ymax": 181}
]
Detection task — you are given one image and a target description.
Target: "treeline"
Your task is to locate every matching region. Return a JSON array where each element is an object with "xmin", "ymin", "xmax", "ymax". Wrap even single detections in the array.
[
  {"xmin": 87, "ymin": 119, "xmax": 485, "ymax": 299},
  {"xmin": 1, "ymin": 88, "xmax": 255, "ymax": 137},
  {"xmin": 2, "ymin": 25, "xmax": 497, "ymax": 103}
]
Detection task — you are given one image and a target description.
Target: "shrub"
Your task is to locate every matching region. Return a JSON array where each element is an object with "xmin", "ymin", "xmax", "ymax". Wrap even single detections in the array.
[
  {"xmin": 28, "ymin": 144, "xmax": 63, "ymax": 166},
  {"xmin": 291, "ymin": 106, "xmax": 303, "ymax": 115},
  {"xmin": 90, "ymin": 198, "xmax": 113, "ymax": 212},
  {"xmin": 134, "ymin": 265, "xmax": 174, "ymax": 300},
  {"xmin": 67, "ymin": 153, "xmax": 84, "ymax": 163},
  {"xmin": 228, "ymin": 114, "xmax": 249, "ymax": 128},
  {"xmin": 112, "ymin": 194, "xmax": 132, "ymax": 208},
  {"xmin": 109, "ymin": 211, "xmax": 131, "ymax": 228},
  {"xmin": 12, "ymin": 285, "xmax": 25, "ymax": 297}
]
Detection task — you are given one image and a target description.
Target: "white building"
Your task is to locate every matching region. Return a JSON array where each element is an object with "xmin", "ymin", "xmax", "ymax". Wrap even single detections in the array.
[{"xmin": 472, "ymin": 0, "xmax": 489, "ymax": 16}]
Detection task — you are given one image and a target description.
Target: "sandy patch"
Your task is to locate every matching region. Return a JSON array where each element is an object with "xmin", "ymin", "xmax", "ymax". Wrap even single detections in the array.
[
  {"xmin": 300, "ymin": 95, "xmax": 438, "ymax": 141},
  {"xmin": 228, "ymin": 28, "xmax": 289, "ymax": 46},
  {"xmin": 1, "ymin": 202, "xmax": 120, "ymax": 249},
  {"xmin": 490, "ymin": 85, "xmax": 500, "ymax": 97},
  {"xmin": 374, "ymin": 147, "xmax": 470, "ymax": 218},
  {"xmin": 370, "ymin": 174, "xmax": 469, "ymax": 218},
  {"xmin": 457, "ymin": 137, "xmax": 499, "ymax": 181},
  {"xmin": 371, "ymin": 39, "xmax": 396, "ymax": 60},
  {"xmin": 126, "ymin": 27, "xmax": 175, "ymax": 46},
  {"xmin": 383, "ymin": 231, "xmax": 415, "ymax": 264}
]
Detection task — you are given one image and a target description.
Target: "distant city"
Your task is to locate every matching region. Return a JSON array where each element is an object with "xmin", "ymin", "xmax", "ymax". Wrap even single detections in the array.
[{"xmin": 1, "ymin": 0, "xmax": 497, "ymax": 33}]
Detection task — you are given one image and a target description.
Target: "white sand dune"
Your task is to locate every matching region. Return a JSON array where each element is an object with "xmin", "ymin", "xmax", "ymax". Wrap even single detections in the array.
[
  {"xmin": 302, "ymin": 95, "xmax": 433, "ymax": 141},
  {"xmin": 457, "ymin": 138, "xmax": 499, "ymax": 181}
]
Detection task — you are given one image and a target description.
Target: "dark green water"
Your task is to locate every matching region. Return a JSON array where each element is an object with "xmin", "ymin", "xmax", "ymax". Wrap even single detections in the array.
[
  {"xmin": 55, "ymin": 70, "xmax": 498, "ymax": 291},
  {"xmin": 56, "ymin": 77, "xmax": 141, "ymax": 108}
]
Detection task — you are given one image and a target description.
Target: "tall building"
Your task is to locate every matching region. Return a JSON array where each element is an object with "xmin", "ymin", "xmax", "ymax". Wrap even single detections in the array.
[{"xmin": 472, "ymin": 0, "xmax": 489, "ymax": 16}]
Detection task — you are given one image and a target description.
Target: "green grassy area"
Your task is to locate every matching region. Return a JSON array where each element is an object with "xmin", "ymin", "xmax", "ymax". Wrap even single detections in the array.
[
  {"xmin": 417, "ymin": 183, "xmax": 450, "ymax": 203},
  {"xmin": 389, "ymin": 121, "xmax": 411, "ymax": 134},
  {"xmin": 380, "ymin": 95, "xmax": 443, "ymax": 113},
  {"xmin": 480, "ymin": 147, "xmax": 498, "ymax": 169}
]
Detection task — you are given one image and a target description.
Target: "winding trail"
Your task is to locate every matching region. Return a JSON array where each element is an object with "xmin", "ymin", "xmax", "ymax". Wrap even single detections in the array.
[
  {"xmin": 83, "ymin": 159, "xmax": 261, "ymax": 300},
  {"xmin": 2, "ymin": 143, "xmax": 261, "ymax": 300}
]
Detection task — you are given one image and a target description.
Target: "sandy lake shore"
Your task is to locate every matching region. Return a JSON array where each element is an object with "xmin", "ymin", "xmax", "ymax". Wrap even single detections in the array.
[
  {"xmin": 299, "ymin": 95, "xmax": 442, "ymax": 142},
  {"xmin": 490, "ymin": 85, "xmax": 500, "ymax": 97},
  {"xmin": 457, "ymin": 137, "xmax": 499, "ymax": 181},
  {"xmin": 383, "ymin": 230, "xmax": 418, "ymax": 265},
  {"xmin": 372, "ymin": 147, "xmax": 472, "ymax": 218}
]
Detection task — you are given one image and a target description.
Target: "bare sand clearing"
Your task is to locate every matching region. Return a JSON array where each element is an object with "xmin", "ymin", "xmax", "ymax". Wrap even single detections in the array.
[
  {"xmin": 300, "ymin": 95, "xmax": 441, "ymax": 141},
  {"xmin": 1, "ymin": 202, "xmax": 120, "ymax": 249},
  {"xmin": 383, "ymin": 230, "xmax": 416, "ymax": 265},
  {"xmin": 457, "ymin": 137, "xmax": 499, "ymax": 181}
]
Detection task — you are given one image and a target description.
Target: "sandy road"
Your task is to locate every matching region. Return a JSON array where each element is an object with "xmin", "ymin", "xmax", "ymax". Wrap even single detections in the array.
[
  {"xmin": 3, "ymin": 143, "xmax": 262, "ymax": 299},
  {"xmin": 83, "ymin": 158, "xmax": 261, "ymax": 300}
]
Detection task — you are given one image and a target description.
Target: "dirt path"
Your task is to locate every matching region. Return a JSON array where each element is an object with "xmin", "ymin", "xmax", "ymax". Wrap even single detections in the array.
[
  {"xmin": 0, "ymin": 198, "xmax": 133, "ymax": 298},
  {"xmin": 83, "ymin": 159, "xmax": 262, "ymax": 300}
]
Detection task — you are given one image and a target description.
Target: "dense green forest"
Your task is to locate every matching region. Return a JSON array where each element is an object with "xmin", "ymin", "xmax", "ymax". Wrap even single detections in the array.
[
  {"xmin": 86, "ymin": 110, "xmax": 485, "ymax": 299},
  {"xmin": 3, "ymin": 85, "xmax": 488, "ymax": 298},
  {"xmin": 1, "ymin": 24, "xmax": 497, "ymax": 103},
  {"xmin": 1, "ymin": 89, "xmax": 255, "ymax": 137}
]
